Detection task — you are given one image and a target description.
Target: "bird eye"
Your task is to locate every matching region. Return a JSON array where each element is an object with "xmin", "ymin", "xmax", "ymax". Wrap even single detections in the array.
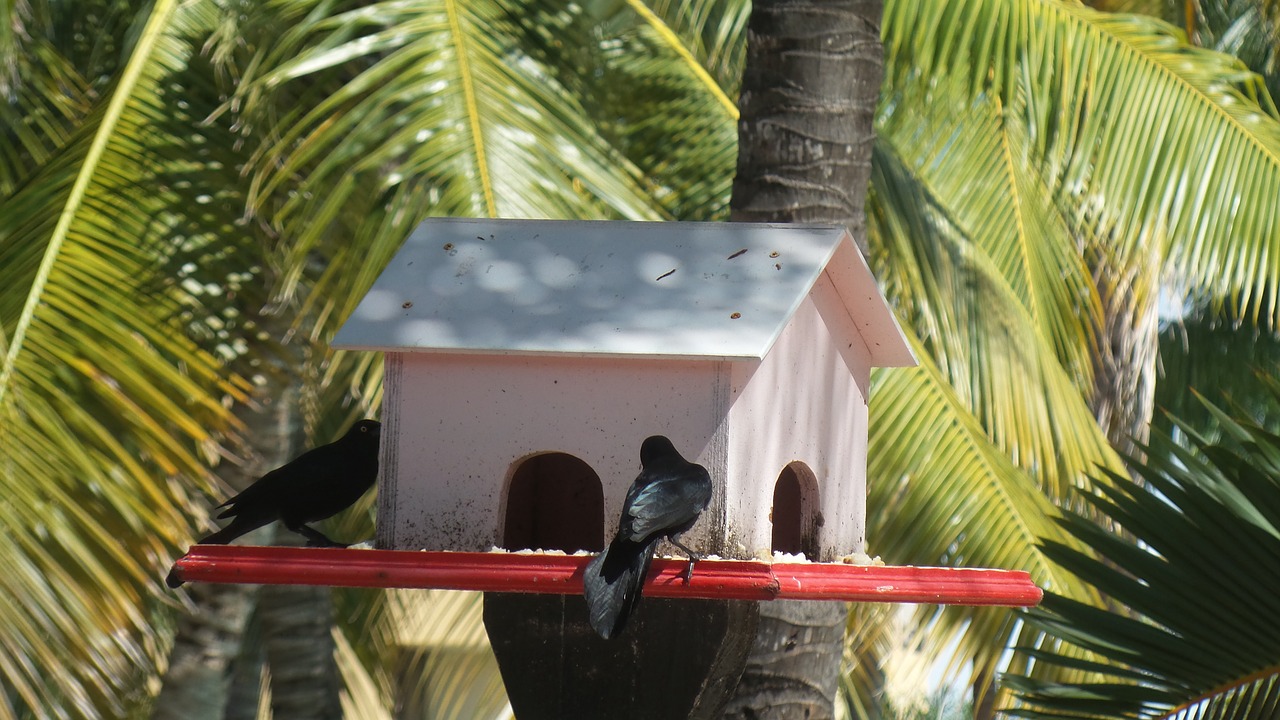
[{"xmin": 360, "ymin": 426, "xmax": 368, "ymax": 432}]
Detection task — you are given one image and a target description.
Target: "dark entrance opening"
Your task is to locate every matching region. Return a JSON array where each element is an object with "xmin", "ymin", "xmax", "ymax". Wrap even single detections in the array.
[
  {"xmin": 502, "ymin": 452, "xmax": 604, "ymax": 553},
  {"xmin": 770, "ymin": 462, "xmax": 820, "ymax": 559}
]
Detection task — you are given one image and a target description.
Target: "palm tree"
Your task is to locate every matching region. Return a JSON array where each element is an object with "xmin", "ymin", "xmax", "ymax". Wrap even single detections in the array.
[
  {"xmin": 0, "ymin": 1, "xmax": 253, "ymax": 715},
  {"xmin": 1006, "ymin": 397, "xmax": 1280, "ymax": 718},
  {"xmin": 723, "ymin": 1, "xmax": 895, "ymax": 715},
  {"xmin": 205, "ymin": 0, "xmax": 1280, "ymax": 713},
  {"xmin": 6, "ymin": 0, "xmax": 1280, "ymax": 717},
  {"xmin": 867, "ymin": 0, "xmax": 1280, "ymax": 710}
]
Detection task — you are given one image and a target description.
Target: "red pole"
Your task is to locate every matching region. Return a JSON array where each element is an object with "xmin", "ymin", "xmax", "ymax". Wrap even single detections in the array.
[{"xmin": 171, "ymin": 546, "xmax": 1042, "ymax": 606}]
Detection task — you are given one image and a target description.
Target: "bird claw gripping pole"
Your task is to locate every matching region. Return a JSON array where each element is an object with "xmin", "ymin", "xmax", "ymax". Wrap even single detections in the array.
[{"xmin": 669, "ymin": 536, "xmax": 702, "ymax": 584}]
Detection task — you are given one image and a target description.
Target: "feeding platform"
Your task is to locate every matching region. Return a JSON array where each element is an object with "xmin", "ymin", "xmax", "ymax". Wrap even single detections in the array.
[
  {"xmin": 173, "ymin": 218, "xmax": 1041, "ymax": 719},
  {"xmin": 168, "ymin": 546, "xmax": 1042, "ymax": 607},
  {"xmin": 168, "ymin": 219, "xmax": 1046, "ymax": 607}
]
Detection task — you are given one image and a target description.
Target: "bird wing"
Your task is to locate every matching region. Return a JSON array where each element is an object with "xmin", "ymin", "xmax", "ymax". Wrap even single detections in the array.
[
  {"xmin": 214, "ymin": 468, "xmax": 279, "ymax": 517},
  {"xmin": 621, "ymin": 465, "xmax": 711, "ymax": 541},
  {"xmin": 215, "ymin": 443, "xmax": 333, "ymax": 517}
]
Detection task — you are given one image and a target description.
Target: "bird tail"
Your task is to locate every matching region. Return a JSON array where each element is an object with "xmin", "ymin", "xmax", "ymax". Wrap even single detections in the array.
[
  {"xmin": 166, "ymin": 515, "xmax": 272, "ymax": 588},
  {"xmin": 197, "ymin": 513, "xmax": 272, "ymax": 545},
  {"xmin": 583, "ymin": 538, "xmax": 655, "ymax": 639},
  {"xmin": 196, "ymin": 524, "xmax": 241, "ymax": 545}
]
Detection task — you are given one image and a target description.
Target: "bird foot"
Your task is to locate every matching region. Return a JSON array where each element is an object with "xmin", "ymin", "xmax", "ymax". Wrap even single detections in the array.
[
  {"xmin": 670, "ymin": 536, "xmax": 701, "ymax": 585},
  {"xmin": 293, "ymin": 524, "xmax": 346, "ymax": 548}
]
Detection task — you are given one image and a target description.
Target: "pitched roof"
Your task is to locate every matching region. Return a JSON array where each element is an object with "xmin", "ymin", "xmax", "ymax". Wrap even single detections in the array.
[{"xmin": 333, "ymin": 218, "xmax": 913, "ymax": 365}]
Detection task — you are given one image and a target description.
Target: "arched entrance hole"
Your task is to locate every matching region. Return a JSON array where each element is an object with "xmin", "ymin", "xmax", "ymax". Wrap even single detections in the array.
[
  {"xmin": 502, "ymin": 452, "xmax": 604, "ymax": 553},
  {"xmin": 770, "ymin": 462, "xmax": 820, "ymax": 559}
]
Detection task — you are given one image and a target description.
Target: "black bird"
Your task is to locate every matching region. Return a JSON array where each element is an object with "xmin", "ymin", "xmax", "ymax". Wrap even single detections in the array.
[
  {"xmin": 166, "ymin": 419, "xmax": 381, "ymax": 588},
  {"xmin": 583, "ymin": 435, "xmax": 712, "ymax": 639}
]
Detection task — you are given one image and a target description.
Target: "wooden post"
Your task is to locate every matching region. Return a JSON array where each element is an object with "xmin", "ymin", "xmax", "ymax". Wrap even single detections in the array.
[{"xmin": 483, "ymin": 593, "xmax": 759, "ymax": 719}]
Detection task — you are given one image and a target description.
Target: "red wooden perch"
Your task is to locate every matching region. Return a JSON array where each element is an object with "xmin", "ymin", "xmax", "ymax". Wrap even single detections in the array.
[{"xmin": 170, "ymin": 545, "xmax": 1042, "ymax": 607}]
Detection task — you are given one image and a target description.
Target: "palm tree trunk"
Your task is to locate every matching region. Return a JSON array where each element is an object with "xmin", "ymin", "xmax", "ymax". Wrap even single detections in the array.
[
  {"xmin": 153, "ymin": 573, "xmax": 267, "ymax": 720},
  {"xmin": 224, "ymin": 612, "xmax": 268, "ymax": 720},
  {"xmin": 1087, "ymin": 246, "xmax": 1159, "ymax": 459},
  {"xmin": 157, "ymin": 380, "xmax": 343, "ymax": 720},
  {"xmin": 152, "ymin": 390, "xmax": 294, "ymax": 720},
  {"xmin": 259, "ymin": 535, "xmax": 343, "ymax": 720},
  {"xmin": 722, "ymin": 601, "xmax": 849, "ymax": 719},
  {"xmin": 729, "ymin": 0, "xmax": 883, "ymax": 250},
  {"xmin": 724, "ymin": 0, "xmax": 884, "ymax": 717},
  {"xmin": 251, "ymin": 387, "xmax": 343, "ymax": 720}
]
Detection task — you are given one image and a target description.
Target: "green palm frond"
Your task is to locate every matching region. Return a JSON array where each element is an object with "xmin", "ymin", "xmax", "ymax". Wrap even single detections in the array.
[
  {"xmin": 504, "ymin": 0, "xmax": 742, "ymax": 220},
  {"xmin": 1, "ymin": 1, "xmax": 169, "ymax": 196},
  {"xmin": 220, "ymin": 0, "xmax": 674, "ymax": 341},
  {"xmin": 1084, "ymin": 0, "xmax": 1182, "ymax": 24},
  {"xmin": 1192, "ymin": 0, "xmax": 1280, "ymax": 100},
  {"xmin": 839, "ymin": 603, "xmax": 910, "ymax": 718},
  {"xmin": 0, "ymin": 44, "xmax": 92, "ymax": 195},
  {"xmin": 871, "ymin": 78, "xmax": 1119, "ymax": 500},
  {"xmin": 867, "ymin": 338, "xmax": 1101, "ymax": 686},
  {"xmin": 640, "ymin": 0, "xmax": 747, "ymax": 97},
  {"xmin": 309, "ymin": 350, "xmax": 384, "ymax": 440},
  {"xmin": 1155, "ymin": 310, "xmax": 1280, "ymax": 440},
  {"xmin": 238, "ymin": 0, "xmax": 667, "ymax": 226},
  {"xmin": 884, "ymin": 0, "xmax": 1280, "ymax": 326},
  {"xmin": 1005, "ymin": 408, "xmax": 1280, "ymax": 718},
  {"xmin": 0, "ymin": 1, "xmax": 244, "ymax": 714},
  {"xmin": 587, "ymin": 0, "xmax": 743, "ymax": 114},
  {"xmin": 572, "ymin": 0, "xmax": 743, "ymax": 220},
  {"xmin": 869, "ymin": 0, "xmax": 1280, "ymax": 701}
]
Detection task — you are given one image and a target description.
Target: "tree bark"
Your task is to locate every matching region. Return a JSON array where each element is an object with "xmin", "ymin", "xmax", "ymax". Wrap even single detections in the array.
[
  {"xmin": 156, "ymin": 382, "xmax": 343, "ymax": 720},
  {"xmin": 260, "ymin": 532, "xmax": 343, "ymax": 720},
  {"xmin": 153, "ymin": 391, "xmax": 294, "ymax": 720},
  {"xmin": 726, "ymin": 0, "xmax": 884, "ymax": 717},
  {"xmin": 721, "ymin": 601, "xmax": 849, "ymax": 719},
  {"xmin": 1087, "ymin": 247, "xmax": 1158, "ymax": 460},
  {"xmin": 153, "ymin": 563, "xmax": 267, "ymax": 720},
  {"xmin": 224, "ymin": 611, "xmax": 268, "ymax": 720},
  {"xmin": 730, "ymin": 0, "xmax": 883, "ymax": 255},
  {"xmin": 255, "ymin": 390, "xmax": 344, "ymax": 720}
]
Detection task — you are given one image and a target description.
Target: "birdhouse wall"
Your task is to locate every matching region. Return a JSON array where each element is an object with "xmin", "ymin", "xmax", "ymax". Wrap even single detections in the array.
[
  {"xmin": 722, "ymin": 275, "xmax": 871, "ymax": 562},
  {"xmin": 377, "ymin": 352, "xmax": 733, "ymax": 552}
]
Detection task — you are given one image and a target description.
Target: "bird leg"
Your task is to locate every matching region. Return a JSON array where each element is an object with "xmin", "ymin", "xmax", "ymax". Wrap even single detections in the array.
[
  {"xmin": 290, "ymin": 523, "xmax": 346, "ymax": 548},
  {"xmin": 668, "ymin": 535, "xmax": 702, "ymax": 584}
]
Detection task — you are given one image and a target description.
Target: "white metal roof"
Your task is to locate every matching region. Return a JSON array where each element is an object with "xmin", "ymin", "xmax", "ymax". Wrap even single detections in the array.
[{"xmin": 333, "ymin": 218, "xmax": 914, "ymax": 366}]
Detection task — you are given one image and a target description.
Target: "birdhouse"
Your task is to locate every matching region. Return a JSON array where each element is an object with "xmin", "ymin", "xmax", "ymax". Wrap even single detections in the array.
[
  {"xmin": 331, "ymin": 218, "xmax": 915, "ymax": 562},
  {"xmin": 171, "ymin": 217, "xmax": 1039, "ymax": 720}
]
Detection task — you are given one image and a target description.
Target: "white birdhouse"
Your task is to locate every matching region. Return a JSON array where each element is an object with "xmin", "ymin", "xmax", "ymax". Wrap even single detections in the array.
[{"xmin": 333, "ymin": 218, "xmax": 914, "ymax": 562}]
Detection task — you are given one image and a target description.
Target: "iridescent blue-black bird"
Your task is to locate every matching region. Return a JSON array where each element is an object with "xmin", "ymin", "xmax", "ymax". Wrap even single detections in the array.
[
  {"xmin": 166, "ymin": 419, "xmax": 380, "ymax": 587},
  {"xmin": 583, "ymin": 435, "xmax": 712, "ymax": 639}
]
